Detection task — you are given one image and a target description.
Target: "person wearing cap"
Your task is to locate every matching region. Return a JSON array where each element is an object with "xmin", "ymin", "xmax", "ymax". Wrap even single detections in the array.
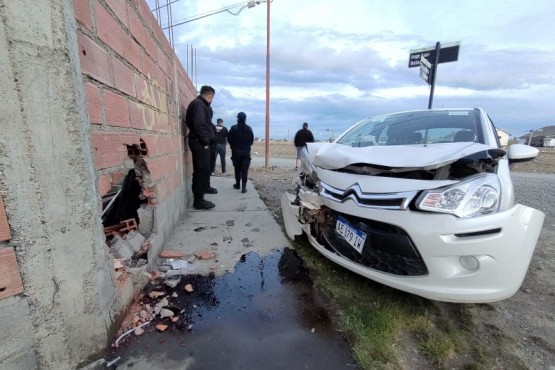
[
  {"xmin": 293, "ymin": 122, "xmax": 315, "ymax": 169},
  {"xmin": 184, "ymin": 85, "xmax": 218, "ymax": 210},
  {"xmin": 227, "ymin": 112, "xmax": 254, "ymax": 193}
]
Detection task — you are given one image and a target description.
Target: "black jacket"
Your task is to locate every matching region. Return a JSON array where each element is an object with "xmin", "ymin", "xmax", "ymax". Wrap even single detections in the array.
[
  {"xmin": 215, "ymin": 124, "xmax": 229, "ymax": 145},
  {"xmin": 185, "ymin": 96, "xmax": 214, "ymax": 145},
  {"xmin": 227, "ymin": 123, "xmax": 254, "ymax": 150},
  {"xmin": 294, "ymin": 128, "xmax": 314, "ymax": 147}
]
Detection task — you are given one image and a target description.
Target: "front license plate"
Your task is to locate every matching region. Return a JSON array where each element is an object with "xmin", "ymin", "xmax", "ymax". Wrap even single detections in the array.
[{"xmin": 336, "ymin": 216, "xmax": 367, "ymax": 254}]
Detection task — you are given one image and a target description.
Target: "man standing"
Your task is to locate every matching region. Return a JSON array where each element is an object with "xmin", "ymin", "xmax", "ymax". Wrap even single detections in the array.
[
  {"xmin": 185, "ymin": 85, "xmax": 218, "ymax": 210},
  {"xmin": 293, "ymin": 122, "xmax": 315, "ymax": 169},
  {"xmin": 211, "ymin": 118, "xmax": 228, "ymax": 174},
  {"xmin": 227, "ymin": 112, "xmax": 254, "ymax": 193}
]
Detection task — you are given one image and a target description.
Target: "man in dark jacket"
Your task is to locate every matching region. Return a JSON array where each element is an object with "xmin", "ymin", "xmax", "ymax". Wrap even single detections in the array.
[
  {"xmin": 227, "ymin": 112, "xmax": 254, "ymax": 193},
  {"xmin": 293, "ymin": 122, "xmax": 315, "ymax": 169},
  {"xmin": 210, "ymin": 118, "xmax": 229, "ymax": 174},
  {"xmin": 185, "ymin": 85, "xmax": 218, "ymax": 210}
]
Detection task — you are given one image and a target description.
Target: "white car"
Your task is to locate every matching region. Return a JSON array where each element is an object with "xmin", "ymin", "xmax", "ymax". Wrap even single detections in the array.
[{"xmin": 281, "ymin": 108, "xmax": 545, "ymax": 303}]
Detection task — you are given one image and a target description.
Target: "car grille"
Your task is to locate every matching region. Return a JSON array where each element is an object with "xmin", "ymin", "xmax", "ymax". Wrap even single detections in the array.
[
  {"xmin": 319, "ymin": 181, "xmax": 416, "ymax": 210},
  {"xmin": 314, "ymin": 209, "xmax": 428, "ymax": 277}
]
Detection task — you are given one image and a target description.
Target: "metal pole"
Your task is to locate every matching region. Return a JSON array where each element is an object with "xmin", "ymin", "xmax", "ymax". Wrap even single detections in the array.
[
  {"xmin": 428, "ymin": 41, "xmax": 440, "ymax": 109},
  {"xmin": 264, "ymin": 0, "xmax": 271, "ymax": 168}
]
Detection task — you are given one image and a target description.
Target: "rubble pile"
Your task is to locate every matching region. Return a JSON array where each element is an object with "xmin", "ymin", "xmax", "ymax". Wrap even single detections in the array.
[{"xmin": 112, "ymin": 249, "xmax": 219, "ymax": 348}]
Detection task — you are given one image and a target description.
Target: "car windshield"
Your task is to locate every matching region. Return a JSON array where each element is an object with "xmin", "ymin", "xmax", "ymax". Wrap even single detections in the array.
[{"xmin": 336, "ymin": 109, "xmax": 482, "ymax": 147}]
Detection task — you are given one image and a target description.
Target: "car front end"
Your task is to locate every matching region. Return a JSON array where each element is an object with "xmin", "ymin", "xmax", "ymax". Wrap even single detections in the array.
[{"xmin": 281, "ymin": 108, "xmax": 545, "ymax": 303}]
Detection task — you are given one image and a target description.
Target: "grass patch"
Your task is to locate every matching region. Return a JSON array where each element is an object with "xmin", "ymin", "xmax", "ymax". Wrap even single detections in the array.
[{"xmin": 292, "ymin": 236, "xmax": 469, "ymax": 369}]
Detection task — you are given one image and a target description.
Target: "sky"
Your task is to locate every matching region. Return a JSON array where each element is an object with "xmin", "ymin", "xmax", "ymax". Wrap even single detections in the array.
[{"xmin": 147, "ymin": 0, "xmax": 555, "ymax": 140}]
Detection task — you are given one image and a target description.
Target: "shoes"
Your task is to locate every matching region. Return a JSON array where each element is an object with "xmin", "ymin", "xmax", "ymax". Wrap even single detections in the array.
[
  {"xmin": 222, "ymin": 170, "xmax": 226, "ymax": 174},
  {"xmin": 233, "ymin": 183, "xmax": 240, "ymax": 189},
  {"xmin": 205, "ymin": 187, "xmax": 218, "ymax": 194},
  {"xmin": 242, "ymin": 188, "xmax": 247, "ymax": 193},
  {"xmin": 193, "ymin": 199, "xmax": 215, "ymax": 210}
]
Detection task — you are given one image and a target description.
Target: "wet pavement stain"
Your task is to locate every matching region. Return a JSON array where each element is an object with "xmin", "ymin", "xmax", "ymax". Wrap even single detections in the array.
[{"xmin": 111, "ymin": 248, "xmax": 357, "ymax": 369}]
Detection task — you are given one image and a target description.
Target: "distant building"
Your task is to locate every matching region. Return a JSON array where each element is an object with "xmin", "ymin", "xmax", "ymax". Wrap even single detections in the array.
[
  {"xmin": 496, "ymin": 128, "xmax": 511, "ymax": 147},
  {"xmin": 519, "ymin": 125, "xmax": 555, "ymax": 147},
  {"xmin": 544, "ymin": 136, "xmax": 555, "ymax": 147}
]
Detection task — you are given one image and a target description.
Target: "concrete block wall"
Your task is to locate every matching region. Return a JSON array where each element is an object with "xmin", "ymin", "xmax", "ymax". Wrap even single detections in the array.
[{"xmin": 0, "ymin": 0, "xmax": 197, "ymax": 368}]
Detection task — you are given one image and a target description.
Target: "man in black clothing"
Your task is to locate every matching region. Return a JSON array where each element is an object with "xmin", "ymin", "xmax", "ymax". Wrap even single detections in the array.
[
  {"xmin": 210, "ymin": 118, "xmax": 228, "ymax": 174},
  {"xmin": 293, "ymin": 122, "xmax": 315, "ymax": 169},
  {"xmin": 227, "ymin": 112, "xmax": 254, "ymax": 193},
  {"xmin": 185, "ymin": 85, "xmax": 218, "ymax": 210}
]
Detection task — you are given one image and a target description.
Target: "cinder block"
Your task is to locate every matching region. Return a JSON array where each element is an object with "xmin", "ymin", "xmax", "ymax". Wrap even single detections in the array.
[
  {"xmin": 137, "ymin": 204, "xmax": 154, "ymax": 234},
  {"xmin": 0, "ymin": 296, "xmax": 35, "ymax": 363},
  {"xmin": 123, "ymin": 230, "xmax": 145, "ymax": 253}
]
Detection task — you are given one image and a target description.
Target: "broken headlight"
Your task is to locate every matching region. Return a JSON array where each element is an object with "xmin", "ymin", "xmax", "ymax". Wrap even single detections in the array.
[{"xmin": 416, "ymin": 173, "xmax": 500, "ymax": 218}]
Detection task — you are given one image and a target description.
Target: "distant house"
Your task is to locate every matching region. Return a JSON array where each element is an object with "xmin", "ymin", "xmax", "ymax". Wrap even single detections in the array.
[
  {"xmin": 496, "ymin": 128, "xmax": 511, "ymax": 147},
  {"xmin": 544, "ymin": 136, "xmax": 555, "ymax": 147},
  {"xmin": 519, "ymin": 125, "xmax": 555, "ymax": 147}
]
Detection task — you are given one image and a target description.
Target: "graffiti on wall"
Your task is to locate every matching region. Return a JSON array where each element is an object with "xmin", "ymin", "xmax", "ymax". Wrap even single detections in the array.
[{"xmin": 139, "ymin": 74, "xmax": 169, "ymax": 131}]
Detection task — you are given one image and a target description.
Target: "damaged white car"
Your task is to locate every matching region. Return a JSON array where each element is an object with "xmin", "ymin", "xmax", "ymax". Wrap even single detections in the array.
[{"xmin": 281, "ymin": 108, "xmax": 545, "ymax": 303}]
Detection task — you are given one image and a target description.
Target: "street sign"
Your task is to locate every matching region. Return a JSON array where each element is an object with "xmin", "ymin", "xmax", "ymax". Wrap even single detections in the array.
[
  {"xmin": 419, "ymin": 56, "xmax": 432, "ymax": 84},
  {"xmin": 408, "ymin": 41, "xmax": 460, "ymax": 68}
]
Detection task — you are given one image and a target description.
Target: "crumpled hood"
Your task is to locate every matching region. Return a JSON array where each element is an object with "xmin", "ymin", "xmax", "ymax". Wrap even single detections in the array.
[{"xmin": 307, "ymin": 142, "xmax": 504, "ymax": 170}]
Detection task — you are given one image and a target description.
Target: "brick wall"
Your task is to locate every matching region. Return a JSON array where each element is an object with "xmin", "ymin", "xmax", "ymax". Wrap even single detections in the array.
[{"xmin": 73, "ymin": 0, "xmax": 196, "ymax": 204}]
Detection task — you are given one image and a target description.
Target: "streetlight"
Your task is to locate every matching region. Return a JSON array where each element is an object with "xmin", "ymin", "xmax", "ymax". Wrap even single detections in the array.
[{"xmin": 264, "ymin": 0, "xmax": 270, "ymax": 168}]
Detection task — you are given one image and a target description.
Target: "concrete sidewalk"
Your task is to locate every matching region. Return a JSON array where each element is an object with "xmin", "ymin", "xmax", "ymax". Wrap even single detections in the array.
[{"xmin": 164, "ymin": 175, "xmax": 291, "ymax": 276}]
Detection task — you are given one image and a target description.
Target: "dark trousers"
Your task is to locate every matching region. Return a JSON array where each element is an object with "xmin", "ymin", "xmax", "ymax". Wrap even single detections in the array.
[
  {"xmin": 214, "ymin": 143, "xmax": 226, "ymax": 173},
  {"xmin": 231, "ymin": 149, "xmax": 251, "ymax": 185},
  {"xmin": 209, "ymin": 144, "xmax": 217, "ymax": 173},
  {"xmin": 189, "ymin": 139, "xmax": 211, "ymax": 197}
]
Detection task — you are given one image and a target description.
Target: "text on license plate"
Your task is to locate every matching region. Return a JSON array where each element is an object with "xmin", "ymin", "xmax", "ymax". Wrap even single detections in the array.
[{"xmin": 335, "ymin": 216, "xmax": 367, "ymax": 254}]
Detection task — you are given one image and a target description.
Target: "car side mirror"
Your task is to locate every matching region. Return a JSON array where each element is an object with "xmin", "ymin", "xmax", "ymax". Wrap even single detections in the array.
[{"xmin": 507, "ymin": 144, "xmax": 539, "ymax": 163}]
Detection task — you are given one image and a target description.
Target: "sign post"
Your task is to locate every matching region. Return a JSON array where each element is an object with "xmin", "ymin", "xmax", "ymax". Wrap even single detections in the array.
[{"xmin": 409, "ymin": 41, "xmax": 460, "ymax": 109}]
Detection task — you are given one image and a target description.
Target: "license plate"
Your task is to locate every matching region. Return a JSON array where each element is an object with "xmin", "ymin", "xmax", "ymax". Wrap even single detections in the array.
[{"xmin": 336, "ymin": 216, "xmax": 367, "ymax": 254}]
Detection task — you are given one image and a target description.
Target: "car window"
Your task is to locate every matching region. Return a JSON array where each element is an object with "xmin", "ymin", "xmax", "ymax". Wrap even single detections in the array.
[{"xmin": 337, "ymin": 110, "xmax": 481, "ymax": 147}]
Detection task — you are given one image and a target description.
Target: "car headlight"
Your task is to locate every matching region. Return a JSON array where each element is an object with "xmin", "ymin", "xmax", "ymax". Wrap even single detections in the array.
[{"xmin": 416, "ymin": 173, "xmax": 501, "ymax": 218}]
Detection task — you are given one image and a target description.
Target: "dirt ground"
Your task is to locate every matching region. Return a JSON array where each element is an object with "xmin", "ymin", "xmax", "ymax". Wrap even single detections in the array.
[{"xmin": 249, "ymin": 142, "xmax": 555, "ymax": 369}]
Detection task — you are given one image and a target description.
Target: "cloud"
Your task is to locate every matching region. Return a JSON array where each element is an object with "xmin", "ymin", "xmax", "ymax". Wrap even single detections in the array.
[{"xmin": 149, "ymin": 0, "xmax": 555, "ymax": 139}]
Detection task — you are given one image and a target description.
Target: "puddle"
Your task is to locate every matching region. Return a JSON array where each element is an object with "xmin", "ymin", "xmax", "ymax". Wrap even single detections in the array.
[{"xmin": 110, "ymin": 248, "xmax": 356, "ymax": 369}]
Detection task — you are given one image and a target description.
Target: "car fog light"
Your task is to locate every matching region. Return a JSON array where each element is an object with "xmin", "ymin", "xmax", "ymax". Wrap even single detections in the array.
[{"xmin": 460, "ymin": 256, "xmax": 479, "ymax": 271}]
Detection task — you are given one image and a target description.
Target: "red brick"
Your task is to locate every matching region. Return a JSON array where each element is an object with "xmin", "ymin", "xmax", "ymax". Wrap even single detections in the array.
[
  {"xmin": 128, "ymin": 6, "xmax": 146, "ymax": 47},
  {"xmin": 141, "ymin": 105, "xmax": 157, "ymax": 131},
  {"xmin": 73, "ymin": 0, "xmax": 93, "ymax": 31},
  {"xmin": 95, "ymin": 1, "xmax": 125, "ymax": 57},
  {"xmin": 77, "ymin": 32, "xmax": 114, "ymax": 86},
  {"xmin": 143, "ymin": 32, "xmax": 158, "ymax": 61},
  {"xmin": 128, "ymin": 100, "xmax": 146, "ymax": 130},
  {"xmin": 0, "ymin": 247, "xmax": 24, "ymax": 300},
  {"xmin": 104, "ymin": 90, "xmax": 131, "ymax": 128},
  {"xmin": 124, "ymin": 36, "xmax": 143, "ymax": 71},
  {"xmin": 138, "ymin": 0, "xmax": 154, "ymax": 30},
  {"xmin": 98, "ymin": 174, "xmax": 112, "ymax": 196},
  {"xmin": 83, "ymin": 82, "xmax": 103, "ymax": 125},
  {"xmin": 112, "ymin": 169, "xmax": 126, "ymax": 185},
  {"xmin": 90, "ymin": 131, "xmax": 140, "ymax": 169},
  {"xmin": 156, "ymin": 172, "xmax": 180, "ymax": 203},
  {"xmin": 112, "ymin": 58, "xmax": 135, "ymax": 97},
  {"xmin": 134, "ymin": 73, "xmax": 148, "ymax": 104},
  {"xmin": 106, "ymin": 0, "xmax": 128, "ymax": 28},
  {"xmin": 0, "ymin": 196, "xmax": 11, "ymax": 242},
  {"xmin": 146, "ymin": 153, "xmax": 178, "ymax": 181}
]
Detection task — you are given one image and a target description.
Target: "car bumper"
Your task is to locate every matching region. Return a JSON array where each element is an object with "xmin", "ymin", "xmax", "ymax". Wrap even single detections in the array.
[{"xmin": 281, "ymin": 191, "xmax": 545, "ymax": 303}]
